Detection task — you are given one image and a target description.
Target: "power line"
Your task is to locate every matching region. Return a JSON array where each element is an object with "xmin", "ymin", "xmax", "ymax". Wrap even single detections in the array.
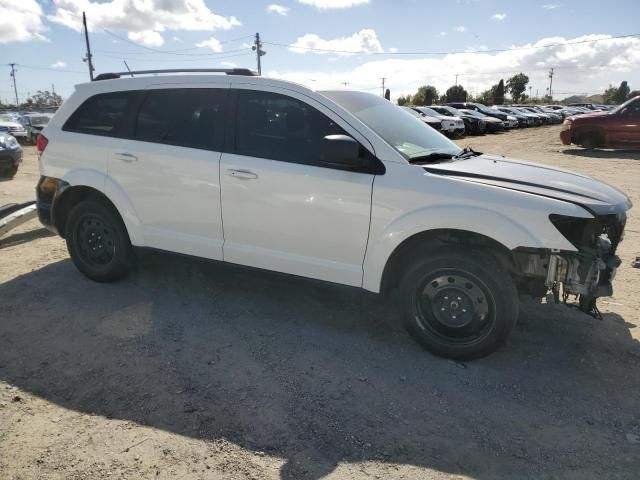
[
  {"xmin": 102, "ymin": 29, "xmax": 253, "ymax": 56},
  {"xmin": 97, "ymin": 52, "xmax": 253, "ymax": 64},
  {"xmin": 15, "ymin": 64, "xmax": 86, "ymax": 74},
  {"xmin": 263, "ymin": 32, "xmax": 640, "ymax": 56}
]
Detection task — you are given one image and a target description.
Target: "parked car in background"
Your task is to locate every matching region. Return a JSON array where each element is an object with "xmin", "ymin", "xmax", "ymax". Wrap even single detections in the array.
[
  {"xmin": 19, "ymin": 113, "xmax": 53, "ymax": 144},
  {"xmin": 567, "ymin": 103, "xmax": 606, "ymax": 111},
  {"xmin": 492, "ymin": 106, "xmax": 534, "ymax": 127},
  {"xmin": 401, "ymin": 106, "xmax": 442, "ymax": 131},
  {"xmin": 429, "ymin": 105, "xmax": 486, "ymax": 135},
  {"xmin": 0, "ymin": 133, "xmax": 23, "ymax": 178},
  {"xmin": 0, "ymin": 114, "xmax": 28, "ymax": 142},
  {"xmin": 457, "ymin": 109, "xmax": 505, "ymax": 132},
  {"xmin": 561, "ymin": 95, "xmax": 640, "ymax": 148},
  {"xmin": 447, "ymin": 102, "xmax": 509, "ymax": 123},
  {"xmin": 412, "ymin": 106, "xmax": 465, "ymax": 137},
  {"xmin": 509, "ymin": 107, "xmax": 544, "ymax": 126},
  {"xmin": 521, "ymin": 106, "xmax": 563, "ymax": 124}
]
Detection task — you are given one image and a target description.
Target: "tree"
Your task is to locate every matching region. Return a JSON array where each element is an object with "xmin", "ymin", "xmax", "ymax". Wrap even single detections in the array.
[
  {"xmin": 628, "ymin": 90, "xmax": 640, "ymax": 100},
  {"xmin": 613, "ymin": 81, "xmax": 630, "ymax": 104},
  {"xmin": 493, "ymin": 79, "xmax": 505, "ymax": 105},
  {"xmin": 28, "ymin": 90, "xmax": 62, "ymax": 107},
  {"xmin": 477, "ymin": 88, "xmax": 494, "ymax": 105},
  {"xmin": 412, "ymin": 85, "xmax": 439, "ymax": 105},
  {"xmin": 603, "ymin": 84, "xmax": 618, "ymax": 104},
  {"xmin": 397, "ymin": 94, "xmax": 411, "ymax": 106},
  {"xmin": 506, "ymin": 73, "xmax": 529, "ymax": 103},
  {"xmin": 384, "ymin": 89, "xmax": 391, "ymax": 101},
  {"xmin": 445, "ymin": 84, "xmax": 468, "ymax": 102}
]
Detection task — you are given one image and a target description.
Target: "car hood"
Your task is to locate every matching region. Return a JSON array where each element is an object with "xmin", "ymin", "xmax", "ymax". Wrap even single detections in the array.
[
  {"xmin": 423, "ymin": 154, "xmax": 631, "ymax": 215},
  {"xmin": 0, "ymin": 121, "xmax": 23, "ymax": 128}
]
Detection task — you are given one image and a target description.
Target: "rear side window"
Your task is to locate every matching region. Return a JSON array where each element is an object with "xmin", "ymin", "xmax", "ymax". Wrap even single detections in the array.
[
  {"xmin": 234, "ymin": 90, "xmax": 346, "ymax": 165},
  {"xmin": 64, "ymin": 92, "xmax": 136, "ymax": 135},
  {"xmin": 135, "ymin": 88, "xmax": 227, "ymax": 151}
]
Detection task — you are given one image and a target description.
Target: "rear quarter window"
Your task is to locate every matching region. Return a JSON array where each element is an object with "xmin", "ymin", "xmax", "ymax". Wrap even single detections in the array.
[{"xmin": 63, "ymin": 91, "xmax": 139, "ymax": 136}]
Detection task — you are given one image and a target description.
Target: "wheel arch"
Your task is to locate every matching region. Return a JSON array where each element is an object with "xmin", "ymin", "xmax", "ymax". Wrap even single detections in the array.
[
  {"xmin": 377, "ymin": 229, "xmax": 516, "ymax": 297},
  {"xmin": 54, "ymin": 171, "xmax": 144, "ymax": 245}
]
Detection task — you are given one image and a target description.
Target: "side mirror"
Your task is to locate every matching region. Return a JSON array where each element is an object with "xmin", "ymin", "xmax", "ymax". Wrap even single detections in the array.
[{"xmin": 319, "ymin": 135, "xmax": 363, "ymax": 169}]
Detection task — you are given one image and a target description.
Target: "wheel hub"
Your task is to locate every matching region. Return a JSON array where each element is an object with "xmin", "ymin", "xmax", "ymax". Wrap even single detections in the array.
[
  {"xmin": 77, "ymin": 216, "xmax": 115, "ymax": 266},
  {"xmin": 416, "ymin": 273, "xmax": 492, "ymax": 343}
]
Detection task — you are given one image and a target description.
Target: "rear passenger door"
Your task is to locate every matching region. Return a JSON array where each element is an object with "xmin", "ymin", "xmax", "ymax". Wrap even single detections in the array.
[{"xmin": 107, "ymin": 87, "xmax": 228, "ymax": 260}]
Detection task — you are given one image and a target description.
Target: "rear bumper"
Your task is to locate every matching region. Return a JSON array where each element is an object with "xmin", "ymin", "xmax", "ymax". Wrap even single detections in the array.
[
  {"xmin": 35, "ymin": 176, "xmax": 68, "ymax": 235},
  {"xmin": 560, "ymin": 129, "xmax": 572, "ymax": 145}
]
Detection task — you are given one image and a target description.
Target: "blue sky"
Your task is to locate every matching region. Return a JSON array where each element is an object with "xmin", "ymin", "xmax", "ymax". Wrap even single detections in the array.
[{"xmin": 2, "ymin": 0, "xmax": 639, "ymax": 103}]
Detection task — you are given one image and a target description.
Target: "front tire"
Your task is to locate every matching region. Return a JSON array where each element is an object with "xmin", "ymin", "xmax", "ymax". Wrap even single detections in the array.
[
  {"xmin": 65, "ymin": 200, "xmax": 134, "ymax": 282},
  {"xmin": 398, "ymin": 248, "xmax": 519, "ymax": 360}
]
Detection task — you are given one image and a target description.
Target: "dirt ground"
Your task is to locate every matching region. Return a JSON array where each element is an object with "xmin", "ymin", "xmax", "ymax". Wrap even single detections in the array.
[{"xmin": 1, "ymin": 126, "xmax": 639, "ymax": 480}]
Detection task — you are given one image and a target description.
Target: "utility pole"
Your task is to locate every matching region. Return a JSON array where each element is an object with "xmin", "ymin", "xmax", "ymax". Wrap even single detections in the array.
[
  {"xmin": 548, "ymin": 67, "xmax": 554, "ymax": 99},
  {"xmin": 82, "ymin": 11, "xmax": 95, "ymax": 81},
  {"xmin": 381, "ymin": 77, "xmax": 386, "ymax": 97},
  {"xmin": 528, "ymin": 86, "xmax": 532, "ymax": 99},
  {"xmin": 455, "ymin": 74, "xmax": 459, "ymax": 86},
  {"xmin": 252, "ymin": 33, "xmax": 266, "ymax": 75},
  {"xmin": 9, "ymin": 63, "xmax": 19, "ymax": 110}
]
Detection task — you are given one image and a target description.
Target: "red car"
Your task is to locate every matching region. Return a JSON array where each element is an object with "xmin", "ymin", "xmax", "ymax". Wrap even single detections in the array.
[{"xmin": 560, "ymin": 96, "xmax": 640, "ymax": 148}]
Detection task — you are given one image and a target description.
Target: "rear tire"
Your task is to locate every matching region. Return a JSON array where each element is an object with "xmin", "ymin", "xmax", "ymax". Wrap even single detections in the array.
[
  {"xmin": 398, "ymin": 248, "xmax": 519, "ymax": 360},
  {"xmin": 65, "ymin": 200, "xmax": 134, "ymax": 282},
  {"xmin": 1, "ymin": 166, "xmax": 18, "ymax": 179}
]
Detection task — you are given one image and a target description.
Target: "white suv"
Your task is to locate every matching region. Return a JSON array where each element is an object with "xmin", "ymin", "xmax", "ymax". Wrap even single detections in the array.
[{"xmin": 36, "ymin": 69, "xmax": 631, "ymax": 359}]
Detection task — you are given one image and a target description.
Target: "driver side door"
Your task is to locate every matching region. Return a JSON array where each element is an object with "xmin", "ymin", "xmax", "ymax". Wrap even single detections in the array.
[{"xmin": 220, "ymin": 87, "xmax": 376, "ymax": 287}]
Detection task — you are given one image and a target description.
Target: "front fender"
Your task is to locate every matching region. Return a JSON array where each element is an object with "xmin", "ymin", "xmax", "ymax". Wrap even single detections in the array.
[
  {"xmin": 61, "ymin": 169, "xmax": 145, "ymax": 246},
  {"xmin": 362, "ymin": 203, "xmax": 587, "ymax": 293}
]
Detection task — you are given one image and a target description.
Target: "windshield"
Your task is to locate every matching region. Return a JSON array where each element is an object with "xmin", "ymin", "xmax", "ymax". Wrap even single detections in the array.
[
  {"xmin": 27, "ymin": 116, "xmax": 51, "ymax": 124},
  {"xmin": 321, "ymin": 91, "xmax": 460, "ymax": 159},
  {"xmin": 416, "ymin": 107, "xmax": 440, "ymax": 117},
  {"xmin": 430, "ymin": 107, "xmax": 454, "ymax": 116},
  {"xmin": 473, "ymin": 103, "xmax": 494, "ymax": 114},
  {"xmin": 402, "ymin": 106, "xmax": 423, "ymax": 118},
  {"xmin": 459, "ymin": 109, "xmax": 485, "ymax": 118}
]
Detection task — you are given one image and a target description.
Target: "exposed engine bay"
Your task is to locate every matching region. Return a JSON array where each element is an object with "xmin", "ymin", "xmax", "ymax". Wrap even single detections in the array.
[{"xmin": 513, "ymin": 212, "xmax": 626, "ymax": 318}]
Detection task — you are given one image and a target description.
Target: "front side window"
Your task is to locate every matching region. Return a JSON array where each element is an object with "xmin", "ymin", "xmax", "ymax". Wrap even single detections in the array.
[
  {"xmin": 134, "ymin": 88, "xmax": 227, "ymax": 150},
  {"xmin": 64, "ymin": 92, "xmax": 136, "ymax": 135},
  {"xmin": 234, "ymin": 90, "xmax": 347, "ymax": 165}
]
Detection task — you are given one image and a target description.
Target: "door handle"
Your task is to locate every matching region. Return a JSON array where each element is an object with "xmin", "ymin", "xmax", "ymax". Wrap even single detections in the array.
[
  {"xmin": 114, "ymin": 152, "xmax": 138, "ymax": 162},
  {"xmin": 225, "ymin": 169, "xmax": 258, "ymax": 180}
]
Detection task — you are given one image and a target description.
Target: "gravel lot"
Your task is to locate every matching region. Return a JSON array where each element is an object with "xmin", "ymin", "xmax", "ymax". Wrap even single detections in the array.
[{"xmin": 1, "ymin": 125, "xmax": 639, "ymax": 479}]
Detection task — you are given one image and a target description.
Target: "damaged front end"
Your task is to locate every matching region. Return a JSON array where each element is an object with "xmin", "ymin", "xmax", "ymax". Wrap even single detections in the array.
[{"xmin": 514, "ymin": 212, "xmax": 627, "ymax": 318}]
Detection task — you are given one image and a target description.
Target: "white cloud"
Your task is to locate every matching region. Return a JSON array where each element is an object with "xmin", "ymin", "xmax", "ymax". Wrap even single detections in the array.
[
  {"xmin": 438, "ymin": 31, "xmax": 447, "ymax": 37},
  {"xmin": 267, "ymin": 4, "xmax": 290, "ymax": 15},
  {"xmin": 128, "ymin": 30, "xmax": 164, "ymax": 47},
  {"xmin": 49, "ymin": 61, "xmax": 67, "ymax": 69},
  {"xmin": 271, "ymin": 34, "xmax": 640, "ymax": 101},
  {"xmin": 48, "ymin": 0, "xmax": 241, "ymax": 45},
  {"xmin": 542, "ymin": 4, "xmax": 560, "ymax": 9},
  {"xmin": 297, "ymin": 0, "xmax": 369, "ymax": 9},
  {"xmin": 290, "ymin": 29, "xmax": 383, "ymax": 55},
  {"xmin": 196, "ymin": 37, "xmax": 222, "ymax": 52},
  {"xmin": 454, "ymin": 26, "xmax": 466, "ymax": 32},
  {"xmin": 220, "ymin": 61, "xmax": 237, "ymax": 68},
  {"xmin": 492, "ymin": 13, "xmax": 507, "ymax": 20},
  {"xmin": 0, "ymin": 0, "xmax": 48, "ymax": 44},
  {"xmin": 389, "ymin": 47, "xmax": 398, "ymax": 53}
]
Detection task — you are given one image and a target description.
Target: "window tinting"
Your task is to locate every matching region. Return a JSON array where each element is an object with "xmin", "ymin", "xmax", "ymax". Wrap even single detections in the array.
[
  {"xmin": 64, "ymin": 92, "xmax": 134, "ymax": 135},
  {"xmin": 135, "ymin": 88, "xmax": 226, "ymax": 150},
  {"xmin": 235, "ymin": 90, "xmax": 346, "ymax": 164}
]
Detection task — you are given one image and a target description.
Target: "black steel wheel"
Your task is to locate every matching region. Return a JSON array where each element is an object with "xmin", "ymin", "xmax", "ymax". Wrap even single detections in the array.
[
  {"xmin": 65, "ymin": 200, "xmax": 134, "ymax": 282},
  {"xmin": 399, "ymin": 248, "xmax": 519, "ymax": 359}
]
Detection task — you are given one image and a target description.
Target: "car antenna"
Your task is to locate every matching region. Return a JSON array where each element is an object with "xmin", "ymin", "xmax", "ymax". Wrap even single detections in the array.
[{"xmin": 123, "ymin": 61, "xmax": 134, "ymax": 77}]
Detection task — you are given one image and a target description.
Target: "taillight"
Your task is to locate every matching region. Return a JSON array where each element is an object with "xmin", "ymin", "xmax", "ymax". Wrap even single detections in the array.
[{"xmin": 36, "ymin": 134, "xmax": 48, "ymax": 155}]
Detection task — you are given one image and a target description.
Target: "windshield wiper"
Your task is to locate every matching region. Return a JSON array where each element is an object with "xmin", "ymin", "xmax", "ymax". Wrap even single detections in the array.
[
  {"xmin": 453, "ymin": 147, "xmax": 483, "ymax": 160},
  {"xmin": 408, "ymin": 152, "xmax": 455, "ymax": 164}
]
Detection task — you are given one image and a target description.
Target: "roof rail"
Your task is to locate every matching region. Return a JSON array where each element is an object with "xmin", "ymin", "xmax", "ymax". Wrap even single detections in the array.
[{"xmin": 93, "ymin": 68, "xmax": 258, "ymax": 81}]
